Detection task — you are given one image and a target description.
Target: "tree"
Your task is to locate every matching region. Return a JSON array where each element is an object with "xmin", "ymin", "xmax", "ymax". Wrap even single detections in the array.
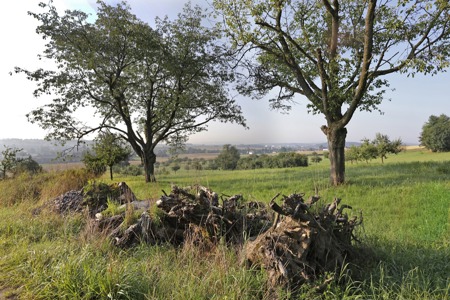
[
  {"xmin": 17, "ymin": 1, "xmax": 246, "ymax": 183},
  {"xmin": 345, "ymin": 146, "xmax": 360, "ymax": 164},
  {"xmin": 372, "ymin": 133, "xmax": 402, "ymax": 163},
  {"xmin": 0, "ymin": 146, "xmax": 23, "ymax": 179},
  {"xmin": 216, "ymin": 144, "xmax": 240, "ymax": 170},
  {"xmin": 14, "ymin": 156, "xmax": 43, "ymax": 175},
  {"xmin": 85, "ymin": 132, "xmax": 132, "ymax": 180},
  {"xmin": 359, "ymin": 139, "xmax": 378, "ymax": 163},
  {"xmin": 213, "ymin": 0, "xmax": 450, "ymax": 185},
  {"xmin": 171, "ymin": 164, "xmax": 181, "ymax": 173},
  {"xmin": 420, "ymin": 114, "xmax": 450, "ymax": 152}
]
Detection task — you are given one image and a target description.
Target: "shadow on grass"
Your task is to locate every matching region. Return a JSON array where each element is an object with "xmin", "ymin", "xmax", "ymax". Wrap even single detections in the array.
[
  {"xmin": 347, "ymin": 237, "xmax": 450, "ymax": 298},
  {"xmin": 346, "ymin": 161, "xmax": 450, "ymax": 187}
]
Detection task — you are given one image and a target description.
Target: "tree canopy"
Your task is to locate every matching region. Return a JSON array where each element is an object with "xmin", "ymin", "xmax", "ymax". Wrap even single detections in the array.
[
  {"xmin": 17, "ymin": 1, "xmax": 246, "ymax": 182},
  {"xmin": 420, "ymin": 114, "xmax": 450, "ymax": 152},
  {"xmin": 372, "ymin": 133, "xmax": 402, "ymax": 163},
  {"xmin": 216, "ymin": 144, "xmax": 241, "ymax": 170},
  {"xmin": 83, "ymin": 131, "xmax": 132, "ymax": 180},
  {"xmin": 345, "ymin": 133, "xmax": 402, "ymax": 163},
  {"xmin": 213, "ymin": 0, "xmax": 450, "ymax": 185}
]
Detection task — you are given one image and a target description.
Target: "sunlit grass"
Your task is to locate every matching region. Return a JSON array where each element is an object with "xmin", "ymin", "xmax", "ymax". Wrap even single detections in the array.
[{"xmin": 0, "ymin": 149, "xmax": 449, "ymax": 299}]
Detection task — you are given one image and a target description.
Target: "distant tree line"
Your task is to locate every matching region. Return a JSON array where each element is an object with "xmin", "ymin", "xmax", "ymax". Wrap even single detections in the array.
[
  {"xmin": 236, "ymin": 152, "xmax": 309, "ymax": 170},
  {"xmin": 211, "ymin": 145, "xmax": 308, "ymax": 170},
  {"xmin": 109, "ymin": 144, "xmax": 309, "ymax": 177}
]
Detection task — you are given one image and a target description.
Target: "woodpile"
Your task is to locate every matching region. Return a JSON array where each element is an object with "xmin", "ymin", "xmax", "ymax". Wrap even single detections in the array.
[
  {"xmin": 110, "ymin": 184, "xmax": 272, "ymax": 247},
  {"xmin": 48, "ymin": 181, "xmax": 362, "ymax": 294}
]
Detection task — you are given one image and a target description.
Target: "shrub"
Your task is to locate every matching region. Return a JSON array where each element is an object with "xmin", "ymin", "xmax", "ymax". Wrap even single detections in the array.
[
  {"xmin": 114, "ymin": 164, "xmax": 143, "ymax": 176},
  {"xmin": 14, "ymin": 156, "xmax": 43, "ymax": 175}
]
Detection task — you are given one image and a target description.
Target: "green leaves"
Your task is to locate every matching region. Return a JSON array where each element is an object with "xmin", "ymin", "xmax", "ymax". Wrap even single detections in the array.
[
  {"xmin": 0, "ymin": 146, "xmax": 24, "ymax": 179},
  {"xmin": 18, "ymin": 1, "xmax": 247, "ymax": 181},
  {"xmin": 214, "ymin": 0, "xmax": 450, "ymax": 123},
  {"xmin": 420, "ymin": 114, "xmax": 450, "ymax": 152},
  {"xmin": 83, "ymin": 132, "xmax": 131, "ymax": 179}
]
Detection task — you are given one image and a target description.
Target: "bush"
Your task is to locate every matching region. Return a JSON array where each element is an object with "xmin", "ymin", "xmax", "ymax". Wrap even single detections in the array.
[
  {"xmin": 82, "ymin": 152, "xmax": 107, "ymax": 177},
  {"xmin": 310, "ymin": 155, "xmax": 322, "ymax": 164},
  {"xmin": 113, "ymin": 164, "xmax": 143, "ymax": 176},
  {"xmin": 14, "ymin": 156, "xmax": 43, "ymax": 175}
]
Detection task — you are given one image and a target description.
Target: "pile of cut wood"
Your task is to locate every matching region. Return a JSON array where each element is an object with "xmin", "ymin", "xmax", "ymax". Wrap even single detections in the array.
[
  {"xmin": 110, "ymin": 184, "xmax": 272, "ymax": 247},
  {"xmin": 48, "ymin": 182, "xmax": 362, "ymax": 294}
]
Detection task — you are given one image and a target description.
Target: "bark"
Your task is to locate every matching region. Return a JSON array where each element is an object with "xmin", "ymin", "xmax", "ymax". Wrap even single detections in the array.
[
  {"xmin": 322, "ymin": 125, "xmax": 347, "ymax": 185},
  {"xmin": 142, "ymin": 150, "xmax": 157, "ymax": 183},
  {"xmin": 109, "ymin": 165, "xmax": 113, "ymax": 180}
]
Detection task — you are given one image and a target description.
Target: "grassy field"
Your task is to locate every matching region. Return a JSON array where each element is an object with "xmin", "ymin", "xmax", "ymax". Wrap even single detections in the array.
[{"xmin": 0, "ymin": 149, "xmax": 449, "ymax": 299}]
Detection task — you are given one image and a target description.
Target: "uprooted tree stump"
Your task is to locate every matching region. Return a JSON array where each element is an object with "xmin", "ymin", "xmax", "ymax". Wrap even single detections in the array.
[{"xmin": 244, "ymin": 193, "xmax": 362, "ymax": 295}]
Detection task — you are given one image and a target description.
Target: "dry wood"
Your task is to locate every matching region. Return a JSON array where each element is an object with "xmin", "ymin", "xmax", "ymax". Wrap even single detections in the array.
[{"xmin": 86, "ymin": 182, "xmax": 361, "ymax": 296}]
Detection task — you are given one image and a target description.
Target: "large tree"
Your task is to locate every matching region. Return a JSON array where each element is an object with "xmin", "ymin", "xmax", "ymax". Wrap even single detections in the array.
[
  {"xmin": 213, "ymin": 0, "xmax": 450, "ymax": 185},
  {"xmin": 17, "ymin": 1, "xmax": 246, "ymax": 182},
  {"xmin": 419, "ymin": 114, "xmax": 450, "ymax": 152}
]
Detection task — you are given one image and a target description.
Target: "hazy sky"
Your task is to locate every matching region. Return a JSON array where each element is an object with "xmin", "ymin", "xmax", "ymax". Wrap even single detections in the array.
[{"xmin": 1, "ymin": 0, "xmax": 449, "ymax": 145}]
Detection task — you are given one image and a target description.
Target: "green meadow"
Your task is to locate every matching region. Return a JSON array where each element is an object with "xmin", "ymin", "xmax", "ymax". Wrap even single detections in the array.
[{"xmin": 0, "ymin": 149, "xmax": 449, "ymax": 299}]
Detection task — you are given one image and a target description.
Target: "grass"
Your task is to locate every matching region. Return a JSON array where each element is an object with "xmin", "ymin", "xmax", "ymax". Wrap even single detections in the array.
[{"xmin": 0, "ymin": 149, "xmax": 449, "ymax": 299}]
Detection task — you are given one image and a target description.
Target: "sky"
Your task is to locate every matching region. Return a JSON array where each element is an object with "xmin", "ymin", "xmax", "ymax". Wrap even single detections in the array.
[{"xmin": 1, "ymin": 0, "xmax": 449, "ymax": 145}]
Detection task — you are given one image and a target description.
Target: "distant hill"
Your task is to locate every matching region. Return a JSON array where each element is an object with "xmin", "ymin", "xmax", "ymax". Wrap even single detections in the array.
[{"xmin": 0, "ymin": 139, "xmax": 92, "ymax": 164}]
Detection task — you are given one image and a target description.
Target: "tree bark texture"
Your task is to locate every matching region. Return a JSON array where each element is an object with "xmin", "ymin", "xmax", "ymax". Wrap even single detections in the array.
[
  {"xmin": 142, "ymin": 151, "xmax": 157, "ymax": 183},
  {"xmin": 322, "ymin": 125, "xmax": 347, "ymax": 185}
]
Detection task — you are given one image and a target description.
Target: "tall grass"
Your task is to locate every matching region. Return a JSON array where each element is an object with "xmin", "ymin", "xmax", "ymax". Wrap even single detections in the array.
[
  {"xmin": 0, "ymin": 150, "xmax": 449, "ymax": 299},
  {"xmin": 0, "ymin": 169, "xmax": 93, "ymax": 206}
]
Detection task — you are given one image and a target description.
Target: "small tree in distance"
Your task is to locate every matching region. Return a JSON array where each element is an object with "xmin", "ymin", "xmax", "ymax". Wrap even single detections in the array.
[
  {"xmin": 359, "ymin": 139, "xmax": 379, "ymax": 164},
  {"xmin": 310, "ymin": 152, "xmax": 323, "ymax": 164},
  {"xmin": 216, "ymin": 144, "xmax": 240, "ymax": 170},
  {"xmin": 345, "ymin": 146, "xmax": 360, "ymax": 164},
  {"xmin": 171, "ymin": 164, "xmax": 181, "ymax": 173},
  {"xmin": 345, "ymin": 133, "xmax": 402, "ymax": 164},
  {"xmin": 83, "ymin": 132, "xmax": 131, "ymax": 180},
  {"xmin": 82, "ymin": 153, "xmax": 106, "ymax": 177},
  {"xmin": 420, "ymin": 114, "xmax": 450, "ymax": 152},
  {"xmin": 372, "ymin": 133, "xmax": 403, "ymax": 163}
]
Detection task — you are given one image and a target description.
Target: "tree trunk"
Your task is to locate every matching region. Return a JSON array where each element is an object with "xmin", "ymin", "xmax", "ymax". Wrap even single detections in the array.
[
  {"xmin": 109, "ymin": 165, "xmax": 113, "ymax": 180},
  {"xmin": 322, "ymin": 125, "xmax": 347, "ymax": 185},
  {"xmin": 142, "ymin": 150, "xmax": 157, "ymax": 183}
]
